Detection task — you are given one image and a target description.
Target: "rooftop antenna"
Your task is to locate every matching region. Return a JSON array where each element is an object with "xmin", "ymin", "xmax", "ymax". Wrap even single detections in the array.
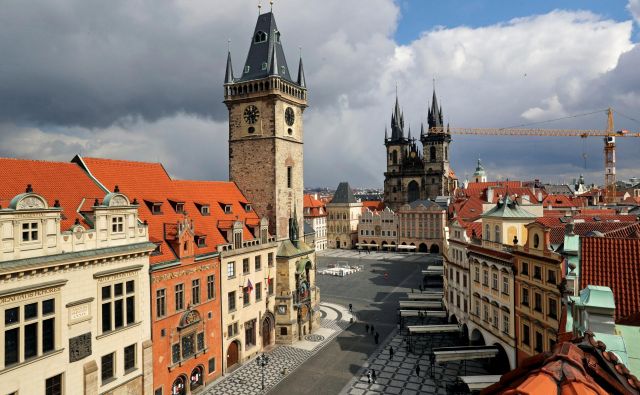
[
  {"xmin": 227, "ymin": 39, "xmax": 231, "ymax": 52},
  {"xmin": 258, "ymin": 0, "xmax": 262, "ymax": 15},
  {"xmin": 270, "ymin": 0, "xmax": 274, "ymax": 12}
]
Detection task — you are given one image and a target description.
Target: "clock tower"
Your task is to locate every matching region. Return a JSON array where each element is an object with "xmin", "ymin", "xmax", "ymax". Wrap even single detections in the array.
[{"xmin": 224, "ymin": 11, "xmax": 307, "ymax": 241}]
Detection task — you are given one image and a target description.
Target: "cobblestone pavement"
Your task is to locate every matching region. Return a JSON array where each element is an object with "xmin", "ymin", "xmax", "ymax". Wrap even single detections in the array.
[
  {"xmin": 203, "ymin": 302, "xmax": 353, "ymax": 395},
  {"xmin": 340, "ymin": 316, "xmax": 490, "ymax": 395}
]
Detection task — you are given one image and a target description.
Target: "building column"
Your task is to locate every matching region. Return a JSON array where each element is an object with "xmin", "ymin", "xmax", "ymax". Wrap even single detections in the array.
[
  {"xmin": 142, "ymin": 340, "xmax": 154, "ymax": 395},
  {"xmin": 83, "ymin": 360, "xmax": 98, "ymax": 395}
]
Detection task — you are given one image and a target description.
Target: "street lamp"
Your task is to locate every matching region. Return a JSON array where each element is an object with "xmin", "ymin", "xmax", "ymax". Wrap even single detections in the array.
[{"xmin": 256, "ymin": 353, "xmax": 270, "ymax": 390}]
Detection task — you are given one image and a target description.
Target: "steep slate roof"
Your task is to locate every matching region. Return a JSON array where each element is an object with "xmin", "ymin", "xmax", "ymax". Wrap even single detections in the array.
[
  {"xmin": 482, "ymin": 195, "xmax": 537, "ymax": 219},
  {"xmin": 580, "ymin": 237, "xmax": 640, "ymax": 323},
  {"xmin": 238, "ymin": 12, "xmax": 293, "ymax": 83},
  {"xmin": 482, "ymin": 332, "xmax": 640, "ymax": 395},
  {"xmin": 0, "ymin": 157, "xmax": 105, "ymax": 230},
  {"xmin": 76, "ymin": 157, "xmax": 262, "ymax": 265},
  {"xmin": 544, "ymin": 184, "xmax": 575, "ymax": 195},
  {"xmin": 331, "ymin": 182, "xmax": 357, "ymax": 204},
  {"xmin": 407, "ymin": 199, "xmax": 443, "ymax": 210}
]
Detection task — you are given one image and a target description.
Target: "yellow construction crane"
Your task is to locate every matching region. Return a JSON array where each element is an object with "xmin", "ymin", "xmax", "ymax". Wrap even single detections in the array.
[{"xmin": 432, "ymin": 109, "xmax": 640, "ymax": 204}]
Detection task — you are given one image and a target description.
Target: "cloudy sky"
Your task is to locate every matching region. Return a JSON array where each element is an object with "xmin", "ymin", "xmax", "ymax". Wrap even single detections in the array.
[{"xmin": 1, "ymin": 0, "xmax": 640, "ymax": 188}]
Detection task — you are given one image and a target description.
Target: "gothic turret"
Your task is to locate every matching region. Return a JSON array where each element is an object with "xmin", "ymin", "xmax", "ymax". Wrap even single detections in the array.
[
  {"xmin": 297, "ymin": 56, "xmax": 306, "ymax": 88},
  {"xmin": 427, "ymin": 88, "xmax": 444, "ymax": 131},
  {"xmin": 387, "ymin": 93, "xmax": 406, "ymax": 143},
  {"xmin": 224, "ymin": 50, "xmax": 234, "ymax": 84}
]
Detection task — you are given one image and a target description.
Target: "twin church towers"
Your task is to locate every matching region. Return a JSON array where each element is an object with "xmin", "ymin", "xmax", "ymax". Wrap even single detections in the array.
[{"xmin": 383, "ymin": 89, "xmax": 458, "ymax": 211}]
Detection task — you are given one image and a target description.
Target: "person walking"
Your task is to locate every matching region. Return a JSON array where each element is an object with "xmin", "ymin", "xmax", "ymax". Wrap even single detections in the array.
[
  {"xmin": 370, "ymin": 324, "xmax": 375, "ymax": 334},
  {"xmin": 365, "ymin": 323, "xmax": 369, "ymax": 333},
  {"xmin": 349, "ymin": 303, "xmax": 353, "ymax": 313},
  {"xmin": 415, "ymin": 363, "xmax": 421, "ymax": 377},
  {"xmin": 366, "ymin": 370, "xmax": 372, "ymax": 384},
  {"xmin": 389, "ymin": 345, "xmax": 394, "ymax": 359},
  {"xmin": 375, "ymin": 332, "xmax": 379, "ymax": 344},
  {"xmin": 384, "ymin": 272, "xmax": 389, "ymax": 280},
  {"xmin": 371, "ymin": 369, "xmax": 377, "ymax": 383}
]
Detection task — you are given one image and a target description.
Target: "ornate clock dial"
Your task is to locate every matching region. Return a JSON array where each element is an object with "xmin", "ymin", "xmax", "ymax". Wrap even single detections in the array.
[
  {"xmin": 243, "ymin": 105, "xmax": 260, "ymax": 124},
  {"xmin": 285, "ymin": 107, "xmax": 295, "ymax": 126}
]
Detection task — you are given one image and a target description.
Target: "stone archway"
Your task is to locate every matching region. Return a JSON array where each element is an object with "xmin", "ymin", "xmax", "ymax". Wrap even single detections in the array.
[
  {"xmin": 462, "ymin": 324, "xmax": 470, "ymax": 345},
  {"xmin": 171, "ymin": 374, "xmax": 187, "ymax": 395},
  {"xmin": 470, "ymin": 328, "xmax": 485, "ymax": 346},
  {"xmin": 449, "ymin": 314, "xmax": 459, "ymax": 324},
  {"xmin": 429, "ymin": 244, "xmax": 440, "ymax": 254},
  {"xmin": 491, "ymin": 342, "xmax": 512, "ymax": 374},
  {"xmin": 408, "ymin": 180, "xmax": 420, "ymax": 203},
  {"xmin": 189, "ymin": 366, "xmax": 204, "ymax": 392},
  {"xmin": 226, "ymin": 340, "xmax": 240, "ymax": 369},
  {"xmin": 262, "ymin": 313, "xmax": 275, "ymax": 347},
  {"xmin": 418, "ymin": 243, "xmax": 428, "ymax": 252}
]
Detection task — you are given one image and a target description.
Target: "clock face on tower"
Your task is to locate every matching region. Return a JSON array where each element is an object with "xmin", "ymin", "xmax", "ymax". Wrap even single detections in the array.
[
  {"xmin": 243, "ymin": 105, "xmax": 260, "ymax": 124},
  {"xmin": 285, "ymin": 107, "xmax": 295, "ymax": 126}
]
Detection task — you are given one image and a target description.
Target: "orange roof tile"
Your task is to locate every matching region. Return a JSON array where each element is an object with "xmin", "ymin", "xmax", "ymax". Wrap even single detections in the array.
[
  {"xmin": 482, "ymin": 332, "xmax": 640, "ymax": 394},
  {"xmin": 362, "ymin": 200, "xmax": 385, "ymax": 212},
  {"xmin": 78, "ymin": 157, "xmax": 263, "ymax": 265},
  {"xmin": 0, "ymin": 157, "xmax": 105, "ymax": 230},
  {"xmin": 303, "ymin": 194, "xmax": 327, "ymax": 217},
  {"xmin": 448, "ymin": 196, "xmax": 485, "ymax": 222},
  {"xmin": 462, "ymin": 181, "xmax": 524, "ymax": 199}
]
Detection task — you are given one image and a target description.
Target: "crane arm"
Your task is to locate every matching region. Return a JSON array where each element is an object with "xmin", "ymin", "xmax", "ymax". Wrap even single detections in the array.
[{"xmin": 431, "ymin": 127, "xmax": 640, "ymax": 137}]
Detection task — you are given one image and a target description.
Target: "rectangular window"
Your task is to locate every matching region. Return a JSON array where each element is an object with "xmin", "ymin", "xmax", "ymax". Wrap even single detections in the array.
[
  {"xmin": 535, "ymin": 332, "xmax": 543, "ymax": 352},
  {"xmin": 192, "ymin": 279, "xmax": 200, "ymax": 305},
  {"xmin": 207, "ymin": 275, "xmax": 215, "ymax": 300},
  {"xmin": 172, "ymin": 343, "xmax": 180, "ymax": 364},
  {"xmin": 548, "ymin": 298, "xmax": 558, "ymax": 319},
  {"xmin": 523, "ymin": 324, "xmax": 530, "ymax": 346},
  {"xmin": 474, "ymin": 267, "xmax": 480, "ymax": 282},
  {"xmin": 521, "ymin": 261, "xmax": 529, "ymax": 275},
  {"xmin": 197, "ymin": 332, "xmax": 205, "ymax": 351},
  {"xmin": 522, "ymin": 288, "xmax": 529, "ymax": 306},
  {"xmin": 547, "ymin": 270, "xmax": 557, "ymax": 285},
  {"xmin": 156, "ymin": 289, "xmax": 166, "ymax": 318},
  {"xmin": 268, "ymin": 279, "xmax": 274, "ymax": 295},
  {"xmin": 268, "ymin": 253, "xmax": 274, "ymax": 267},
  {"xmin": 493, "ymin": 309, "xmax": 499, "ymax": 327},
  {"xmin": 208, "ymin": 357, "xmax": 216, "ymax": 374},
  {"xmin": 43, "ymin": 317, "xmax": 55, "ymax": 353},
  {"xmin": 243, "ymin": 287, "xmax": 250, "ymax": 306},
  {"xmin": 463, "ymin": 274, "xmax": 467, "ymax": 288},
  {"xmin": 4, "ymin": 327, "xmax": 19, "ymax": 366},
  {"xmin": 228, "ymin": 322, "xmax": 239, "ymax": 337},
  {"xmin": 243, "ymin": 258, "xmax": 250, "ymax": 274},
  {"xmin": 464, "ymin": 299, "xmax": 468, "ymax": 313},
  {"xmin": 101, "ymin": 352, "xmax": 115, "ymax": 382},
  {"xmin": 175, "ymin": 203, "xmax": 184, "ymax": 213},
  {"xmin": 228, "ymin": 291, "xmax": 236, "ymax": 312},
  {"xmin": 201, "ymin": 205, "xmax": 210, "ymax": 215},
  {"xmin": 124, "ymin": 344, "xmax": 136, "ymax": 372},
  {"xmin": 456, "ymin": 294, "xmax": 460, "ymax": 308},
  {"xmin": 24, "ymin": 322, "xmax": 37, "ymax": 359},
  {"xmin": 483, "ymin": 270, "xmax": 488, "ymax": 286},
  {"xmin": 534, "ymin": 293, "xmax": 542, "ymax": 312},
  {"xmin": 534, "ymin": 265, "xmax": 542, "ymax": 280},
  {"xmin": 152, "ymin": 203, "xmax": 162, "ymax": 214},
  {"xmin": 101, "ymin": 281, "xmax": 135, "ymax": 333},
  {"xmin": 111, "ymin": 216, "xmax": 124, "ymax": 233},
  {"xmin": 21, "ymin": 221, "xmax": 39, "ymax": 242},
  {"xmin": 227, "ymin": 262, "xmax": 236, "ymax": 278},
  {"xmin": 181, "ymin": 333, "xmax": 195, "ymax": 358},
  {"xmin": 175, "ymin": 284, "xmax": 184, "ymax": 311},
  {"xmin": 483, "ymin": 305, "xmax": 489, "ymax": 322},
  {"xmin": 255, "ymin": 255, "xmax": 262, "ymax": 271},
  {"xmin": 45, "ymin": 373, "xmax": 63, "ymax": 395},
  {"xmin": 287, "ymin": 166, "xmax": 292, "ymax": 188},
  {"xmin": 503, "ymin": 314, "xmax": 509, "ymax": 333},
  {"xmin": 245, "ymin": 319, "xmax": 256, "ymax": 348},
  {"xmin": 256, "ymin": 282, "xmax": 262, "ymax": 301},
  {"xmin": 492, "ymin": 273, "xmax": 498, "ymax": 290},
  {"xmin": 456, "ymin": 271, "xmax": 460, "ymax": 284},
  {"xmin": 502, "ymin": 276, "xmax": 509, "ymax": 295}
]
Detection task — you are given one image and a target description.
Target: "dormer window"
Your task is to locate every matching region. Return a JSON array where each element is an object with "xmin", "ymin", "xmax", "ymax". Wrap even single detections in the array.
[
  {"xmin": 195, "ymin": 235, "xmax": 206, "ymax": 248},
  {"xmin": 274, "ymin": 31, "xmax": 280, "ymax": 43},
  {"xmin": 261, "ymin": 62, "xmax": 268, "ymax": 71},
  {"xmin": 224, "ymin": 205, "xmax": 232, "ymax": 214},
  {"xmin": 151, "ymin": 243, "xmax": 162, "ymax": 256},
  {"xmin": 242, "ymin": 203, "xmax": 252, "ymax": 213},
  {"xmin": 175, "ymin": 203, "xmax": 184, "ymax": 214},
  {"xmin": 254, "ymin": 31, "xmax": 267, "ymax": 43},
  {"xmin": 21, "ymin": 222, "xmax": 39, "ymax": 242},
  {"xmin": 112, "ymin": 216, "xmax": 124, "ymax": 233},
  {"xmin": 152, "ymin": 203, "xmax": 162, "ymax": 214},
  {"xmin": 201, "ymin": 205, "xmax": 210, "ymax": 215},
  {"xmin": 244, "ymin": 65, "xmax": 250, "ymax": 74}
]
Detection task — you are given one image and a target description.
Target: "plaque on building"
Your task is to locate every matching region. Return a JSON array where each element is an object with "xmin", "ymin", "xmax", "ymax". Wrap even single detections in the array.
[{"xmin": 69, "ymin": 332, "xmax": 92, "ymax": 362}]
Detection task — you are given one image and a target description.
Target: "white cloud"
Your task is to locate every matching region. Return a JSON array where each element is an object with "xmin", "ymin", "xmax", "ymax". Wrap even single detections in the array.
[
  {"xmin": 629, "ymin": 0, "xmax": 640, "ymax": 24},
  {"xmin": 0, "ymin": 1, "xmax": 639, "ymax": 187}
]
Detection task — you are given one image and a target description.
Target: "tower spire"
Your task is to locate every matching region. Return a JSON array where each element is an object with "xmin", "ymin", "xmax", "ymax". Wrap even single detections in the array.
[
  {"xmin": 269, "ymin": 42, "xmax": 279, "ymax": 76},
  {"xmin": 296, "ymin": 48, "xmax": 306, "ymax": 88},
  {"xmin": 224, "ymin": 44, "xmax": 234, "ymax": 84}
]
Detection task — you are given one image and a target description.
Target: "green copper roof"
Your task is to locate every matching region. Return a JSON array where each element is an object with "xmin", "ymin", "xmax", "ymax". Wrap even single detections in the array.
[
  {"xmin": 616, "ymin": 325, "xmax": 640, "ymax": 377},
  {"xmin": 593, "ymin": 332, "xmax": 629, "ymax": 367},
  {"xmin": 578, "ymin": 285, "xmax": 616, "ymax": 309},
  {"xmin": 481, "ymin": 195, "xmax": 536, "ymax": 219}
]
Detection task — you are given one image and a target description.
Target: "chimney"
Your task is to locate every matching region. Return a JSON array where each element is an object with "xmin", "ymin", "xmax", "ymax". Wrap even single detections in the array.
[
  {"xmin": 487, "ymin": 188, "xmax": 494, "ymax": 204},
  {"xmin": 565, "ymin": 221, "xmax": 575, "ymax": 236},
  {"xmin": 537, "ymin": 191, "xmax": 543, "ymax": 202}
]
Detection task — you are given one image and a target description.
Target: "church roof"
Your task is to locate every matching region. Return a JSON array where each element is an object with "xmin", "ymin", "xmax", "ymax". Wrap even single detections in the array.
[
  {"xmin": 406, "ymin": 199, "xmax": 442, "ymax": 210},
  {"xmin": 238, "ymin": 12, "xmax": 293, "ymax": 83},
  {"xmin": 482, "ymin": 195, "xmax": 537, "ymax": 219},
  {"xmin": 331, "ymin": 182, "xmax": 357, "ymax": 204}
]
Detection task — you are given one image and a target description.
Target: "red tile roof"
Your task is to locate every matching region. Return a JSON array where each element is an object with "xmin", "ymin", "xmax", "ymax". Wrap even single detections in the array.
[
  {"xmin": 78, "ymin": 157, "xmax": 262, "ymax": 265},
  {"xmin": 548, "ymin": 222, "xmax": 634, "ymax": 244},
  {"xmin": 303, "ymin": 194, "xmax": 327, "ymax": 217},
  {"xmin": 542, "ymin": 194, "xmax": 587, "ymax": 208},
  {"xmin": 361, "ymin": 200, "xmax": 385, "ymax": 212},
  {"xmin": 462, "ymin": 181, "xmax": 524, "ymax": 199},
  {"xmin": 580, "ymin": 237, "xmax": 640, "ymax": 323},
  {"xmin": 482, "ymin": 332, "xmax": 640, "ymax": 395},
  {"xmin": 448, "ymin": 196, "xmax": 485, "ymax": 222},
  {"xmin": 0, "ymin": 157, "xmax": 106, "ymax": 230},
  {"xmin": 603, "ymin": 222, "xmax": 640, "ymax": 239}
]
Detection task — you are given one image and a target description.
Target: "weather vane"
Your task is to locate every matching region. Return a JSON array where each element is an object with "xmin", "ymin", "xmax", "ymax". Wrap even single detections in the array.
[
  {"xmin": 258, "ymin": 0, "xmax": 262, "ymax": 14},
  {"xmin": 270, "ymin": 0, "xmax": 274, "ymax": 12}
]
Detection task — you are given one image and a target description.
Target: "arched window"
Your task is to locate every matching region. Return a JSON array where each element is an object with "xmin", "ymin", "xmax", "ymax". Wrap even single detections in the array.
[
  {"xmin": 254, "ymin": 31, "xmax": 267, "ymax": 43},
  {"xmin": 392, "ymin": 150, "xmax": 397, "ymax": 165},
  {"xmin": 533, "ymin": 233, "xmax": 540, "ymax": 249},
  {"xmin": 408, "ymin": 180, "xmax": 419, "ymax": 203},
  {"xmin": 430, "ymin": 146, "xmax": 436, "ymax": 162},
  {"xmin": 445, "ymin": 147, "xmax": 448, "ymax": 161},
  {"xmin": 494, "ymin": 225, "xmax": 501, "ymax": 243},
  {"xmin": 485, "ymin": 224, "xmax": 490, "ymax": 240}
]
